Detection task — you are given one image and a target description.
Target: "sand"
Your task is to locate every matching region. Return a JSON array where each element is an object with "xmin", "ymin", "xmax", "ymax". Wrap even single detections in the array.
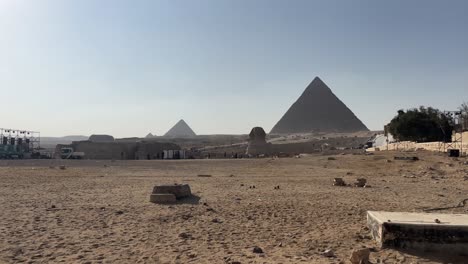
[{"xmin": 0, "ymin": 152, "xmax": 467, "ymax": 263}]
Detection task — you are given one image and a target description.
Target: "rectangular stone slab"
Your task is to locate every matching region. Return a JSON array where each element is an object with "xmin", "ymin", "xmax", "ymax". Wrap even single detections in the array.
[
  {"xmin": 150, "ymin": 193, "xmax": 177, "ymax": 204},
  {"xmin": 367, "ymin": 211, "xmax": 468, "ymax": 255},
  {"xmin": 152, "ymin": 184, "xmax": 191, "ymax": 199}
]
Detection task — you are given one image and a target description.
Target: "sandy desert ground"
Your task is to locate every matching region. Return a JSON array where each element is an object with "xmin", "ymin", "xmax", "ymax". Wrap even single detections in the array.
[{"xmin": 0, "ymin": 151, "xmax": 467, "ymax": 264}]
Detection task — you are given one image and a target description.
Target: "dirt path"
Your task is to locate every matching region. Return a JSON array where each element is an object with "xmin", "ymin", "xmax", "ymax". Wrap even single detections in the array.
[{"xmin": 0, "ymin": 152, "xmax": 467, "ymax": 263}]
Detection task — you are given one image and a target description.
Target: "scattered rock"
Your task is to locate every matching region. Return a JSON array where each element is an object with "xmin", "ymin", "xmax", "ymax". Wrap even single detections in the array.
[
  {"xmin": 197, "ymin": 174, "xmax": 212, "ymax": 177},
  {"xmin": 178, "ymin": 232, "xmax": 191, "ymax": 239},
  {"xmin": 253, "ymin": 246, "xmax": 264, "ymax": 254},
  {"xmin": 59, "ymin": 165, "xmax": 66, "ymax": 170},
  {"xmin": 394, "ymin": 156, "xmax": 419, "ymax": 161},
  {"xmin": 354, "ymin": 178, "xmax": 367, "ymax": 187},
  {"xmin": 333, "ymin": 178, "xmax": 346, "ymax": 186},
  {"xmin": 115, "ymin": 210, "xmax": 124, "ymax": 215},
  {"xmin": 321, "ymin": 249, "xmax": 335, "ymax": 258},
  {"xmin": 274, "ymin": 185, "xmax": 280, "ymax": 190},
  {"xmin": 181, "ymin": 214, "xmax": 192, "ymax": 220},
  {"xmin": 328, "ymin": 157, "xmax": 337, "ymax": 161},
  {"xmin": 211, "ymin": 218, "xmax": 221, "ymax": 223},
  {"xmin": 349, "ymin": 248, "xmax": 370, "ymax": 264}
]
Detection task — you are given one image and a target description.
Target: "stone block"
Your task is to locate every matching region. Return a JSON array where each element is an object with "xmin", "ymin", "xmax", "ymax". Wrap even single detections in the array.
[
  {"xmin": 152, "ymin": 184, "xmax": 192, "ymax": 199},
  {"xmin": 150, "ymin": 193, "xmax": 177, "ymax": 204},
  {"xmin": 367, "ymin": 211, "xmax": 468, "ymax": 255}
]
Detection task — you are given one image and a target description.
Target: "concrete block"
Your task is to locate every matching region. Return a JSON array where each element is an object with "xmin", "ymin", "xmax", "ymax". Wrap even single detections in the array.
[
  {"xmin": 152, "ymin": 184, "xmax": 191, "ymax": 199},
  {"xmin": 367, "ymin": 211, "xmax": 468, "ymax": 255},
  {"xmin": 150, "ymin": 193, "xmax": 177, "ymax": 204}
]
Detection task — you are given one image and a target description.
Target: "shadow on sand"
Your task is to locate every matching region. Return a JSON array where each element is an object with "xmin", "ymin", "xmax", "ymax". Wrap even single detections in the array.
[
  {"xmin": 396, "ymin": 248, "xmax": 467, "ymax": 264},
  {"xmin": 174, "ymin": 194, "xmax": 201, "ymax": 205}
]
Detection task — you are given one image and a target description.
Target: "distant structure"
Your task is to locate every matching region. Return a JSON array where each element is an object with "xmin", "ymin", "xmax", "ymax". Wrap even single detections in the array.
[
  {"xmin": 145, "ymin": 133, "xmax": 156, "ymax": 138},
  {"xmin": 56, "ymin": 141, "xmax": 180, "ymax": 160},
  {"xmin": 270, "ymin": 77, "xmax": 368, "ymax": 134},
  {"xmin": 164, "ymin": 119, "xmax": 196, "ymax": 138},
  {"xmin": 0, "ymin": 128, "xmax": 40, "ymax": 159},
  {"xmin": 89, "ymin": 134, "xmax": 115, "ymax": 142},
  {"xmin": 246, "ymin": 127, "xmax": 271, "ymax": 156}
]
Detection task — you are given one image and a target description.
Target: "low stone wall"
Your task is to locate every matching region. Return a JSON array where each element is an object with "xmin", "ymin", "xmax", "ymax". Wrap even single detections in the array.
[
  {"xmin": 55, "ymin": 141, "xmax": 180, "ymax": 160},
  {"xmin": 270, "ymin": 137, "xmax": 367, "ymax": 154},
  {"xmin": 135, "ymin": 142, "xmax": 181, "ymax": 160},
  {"xmin": 369, "ymin": 140, "xmax": 468, "ymax": 156},
  {"xmin": 453, "ymin": 131, "xmax": 468, "ymax": 142},
  {"xmin": 73, "ymin": 141, "xmax": 136, "ymax": 159}
]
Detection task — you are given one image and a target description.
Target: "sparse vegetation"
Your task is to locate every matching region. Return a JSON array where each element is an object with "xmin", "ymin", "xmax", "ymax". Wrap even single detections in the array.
[
  {"xmin": 460, "ymin": 102, "xmax": 468, "ymax": 120},
  {"xmin": 386, "ymin": 106, "xmax": 454, "ymax": 142}
]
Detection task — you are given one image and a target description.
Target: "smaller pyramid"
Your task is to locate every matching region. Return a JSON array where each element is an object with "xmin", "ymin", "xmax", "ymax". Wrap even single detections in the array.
[
  {"xmin": 164, "ymin": 119, "xmax": 196, "ymax": 138},
  {"xmin": 145, "ymin": 133, "xmax": 156, "ymax": 138}
]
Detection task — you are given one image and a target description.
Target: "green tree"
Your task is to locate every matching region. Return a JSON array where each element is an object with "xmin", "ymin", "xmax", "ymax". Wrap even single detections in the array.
[{"xmin": 387, "ymin": 106, "xmax": 453, "ymax": 142}]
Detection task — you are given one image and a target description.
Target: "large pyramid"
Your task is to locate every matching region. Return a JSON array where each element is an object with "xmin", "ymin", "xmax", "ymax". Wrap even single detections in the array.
[
  {"xmin": 270, "ymin": 77, "xmax": 368, "ymax": 134},
  {"xmin": 164, "ymin": 119, "xmax": 197, "ymax": 138}
]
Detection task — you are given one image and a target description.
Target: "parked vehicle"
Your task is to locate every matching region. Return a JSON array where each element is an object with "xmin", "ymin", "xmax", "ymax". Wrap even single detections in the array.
[{"xmin": 60, "ymin": 147, "xmax": 85, "ymax": 159}]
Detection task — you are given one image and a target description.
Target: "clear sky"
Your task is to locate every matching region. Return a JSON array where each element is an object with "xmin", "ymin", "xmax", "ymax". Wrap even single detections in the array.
[{"xmin": 1, "ymin": 0, "xmax": 467, "ymax": 137}]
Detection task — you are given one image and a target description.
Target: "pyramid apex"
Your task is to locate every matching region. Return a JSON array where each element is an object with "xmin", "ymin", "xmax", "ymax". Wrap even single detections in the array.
[
  {"xmin": 309, "ymin": 76, "xmax": 327, "ymax": 86},
  {"xmin": 302, "ymin": 77, "xmax": 332, "ymax": 94}
]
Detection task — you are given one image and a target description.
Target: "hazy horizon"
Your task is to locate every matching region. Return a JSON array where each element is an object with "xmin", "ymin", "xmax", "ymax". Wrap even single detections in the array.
[{"xmin": 1, "ymin": 0, "xmax": 467, "ymax": 137}]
